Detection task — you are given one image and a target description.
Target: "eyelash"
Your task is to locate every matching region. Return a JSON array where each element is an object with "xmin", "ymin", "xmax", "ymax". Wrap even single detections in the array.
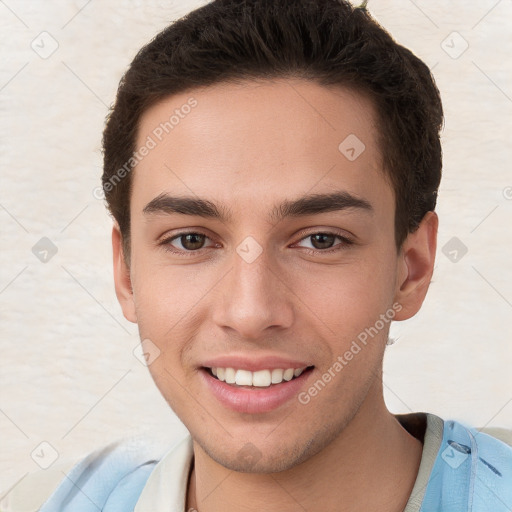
[{"xmin": 158, "ymin": 230, "xmax": 354, "ymax": 256}]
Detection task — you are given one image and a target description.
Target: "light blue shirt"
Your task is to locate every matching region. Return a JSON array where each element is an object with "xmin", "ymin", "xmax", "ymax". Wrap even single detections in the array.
[{"xmin": 39, "ymin": 416, "xmax": 512, "ymax": 512}]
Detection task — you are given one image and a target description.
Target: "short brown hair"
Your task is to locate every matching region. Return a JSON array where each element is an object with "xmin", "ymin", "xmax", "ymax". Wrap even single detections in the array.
[{"xmin": 102, "ymin": 0, "xmax": 443, "ymax": 257}]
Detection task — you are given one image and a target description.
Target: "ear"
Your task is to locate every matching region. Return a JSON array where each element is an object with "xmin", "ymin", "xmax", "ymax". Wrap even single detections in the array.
[
  {"xmin": 112, "ymin": 223, "xmax": 137, "ymax": 324},
  {"xmin": 393, "ymin": 211, "xmax": 438, "ymax": 321}
]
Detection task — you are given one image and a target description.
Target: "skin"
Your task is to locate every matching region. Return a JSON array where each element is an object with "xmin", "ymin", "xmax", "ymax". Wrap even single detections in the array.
[{"xmin": 113, "ymin": 79, "xmax": 438, "ymax": 511}]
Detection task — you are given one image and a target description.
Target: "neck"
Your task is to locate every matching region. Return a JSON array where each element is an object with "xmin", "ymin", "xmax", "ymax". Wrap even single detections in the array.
[{"xmin": 186, "ymin": 382, "xmax": 423, "ymax": 512}]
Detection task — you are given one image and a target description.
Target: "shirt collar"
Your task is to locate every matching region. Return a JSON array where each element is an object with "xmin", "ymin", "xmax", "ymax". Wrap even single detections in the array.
[{"xmin": 135, "ymin": 435, "xmax": 193, "ymax": 511}]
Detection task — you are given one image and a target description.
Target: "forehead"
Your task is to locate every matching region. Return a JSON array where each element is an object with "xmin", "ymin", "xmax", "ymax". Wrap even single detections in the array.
[{"xmin": 132, "ymin": 79, "xmax": 393, "ymax": 221}]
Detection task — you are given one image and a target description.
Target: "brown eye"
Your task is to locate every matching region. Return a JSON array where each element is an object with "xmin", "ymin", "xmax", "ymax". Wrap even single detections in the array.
[
  {"xmin": 295, "ymin": 231, "xmax": 354, "ymax": 253},
  {"xmin": 177, "ymin": 233, "xmax": 206, "ymax": 250},
  {"xmin": 309, "ymin": 233, "xmax": 336, "ymax": 249},
  {"xmin": 161, "ymin": 232, "xmax": 213, "ymax": 252}
]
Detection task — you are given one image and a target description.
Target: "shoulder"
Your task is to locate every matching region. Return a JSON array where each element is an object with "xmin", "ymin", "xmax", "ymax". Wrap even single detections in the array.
[
  {"xmin": 0, "ymin": 437, "xmax": 169, "ymax": 512},
  {"xmin": 422, "ymin": 418, "xmax": 512, "ymax": 512},
  {"xmin": 478, "ymin": 426, "xmax": 512, "ymax": 447}
]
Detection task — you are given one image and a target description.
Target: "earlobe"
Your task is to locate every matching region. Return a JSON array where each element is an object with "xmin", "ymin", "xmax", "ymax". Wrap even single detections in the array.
[
  {"xmin": 112, "ymin": 223, "xmax": 137, "ymax": 324},
  {"xmin": 393, "ymin": 211, "xmax": 438, "ymax": 321}
]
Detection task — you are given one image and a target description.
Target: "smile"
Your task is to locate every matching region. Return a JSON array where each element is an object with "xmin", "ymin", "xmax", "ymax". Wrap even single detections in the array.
[
  {"xmin": 207, "ymin": 366, "xmax": 308, "ymax": 387},
  {"xmin": 200, "ymin": 365, "xmax": 314, "ymax": 414}
]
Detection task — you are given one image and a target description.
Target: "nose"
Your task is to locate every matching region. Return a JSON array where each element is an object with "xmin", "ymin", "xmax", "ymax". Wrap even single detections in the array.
[{"xmin": 211, "ymin": 246, "xmax": 294, "ymax": 340}]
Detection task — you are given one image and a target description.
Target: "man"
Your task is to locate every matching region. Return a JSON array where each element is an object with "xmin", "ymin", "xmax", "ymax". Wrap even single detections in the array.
[{"xmin": 8, "ymin": 0, "xmax": 511, "ymax": 511}]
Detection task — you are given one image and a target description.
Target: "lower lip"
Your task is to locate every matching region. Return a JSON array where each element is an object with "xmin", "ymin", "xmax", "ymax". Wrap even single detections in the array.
[{"xmin": 199, "ymin": 367, "xmax": 313, "ymax": 414}]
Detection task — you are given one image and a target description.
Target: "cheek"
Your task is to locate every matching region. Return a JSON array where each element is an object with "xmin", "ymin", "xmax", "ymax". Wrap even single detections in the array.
[
  {"xmin": 289, "ymin": 260, "xmax": 395, "ymax": 410},
  {"xmin": 132, "ymin": 258, "xmax": 211, "ymax": 328},
  {"xmin": 288, "ymin": 255, "xmax": 397, "ymax": 345},
  {"xmin": 130, "ymin": 255, "xmax": 229, "ymax": 381}
]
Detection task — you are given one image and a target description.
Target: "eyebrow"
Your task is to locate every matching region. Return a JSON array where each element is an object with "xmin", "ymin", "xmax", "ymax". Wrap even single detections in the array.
[
  {"xmin": 142, "ymin": 191, "xmax": 373, "ymax": 223},
  {"xmin": 271, "ymin": 191, "xmax": 373, "ymax": 223}
]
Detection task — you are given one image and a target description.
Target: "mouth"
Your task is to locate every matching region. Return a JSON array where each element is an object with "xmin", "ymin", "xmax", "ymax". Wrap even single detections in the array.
[
  {"xmin": 203, "ymin": 365, "xmax": 314, "ymax": 388},
  {"xmin": 199, "ymin": 365, "xmax": 315, "ymax": 414}
]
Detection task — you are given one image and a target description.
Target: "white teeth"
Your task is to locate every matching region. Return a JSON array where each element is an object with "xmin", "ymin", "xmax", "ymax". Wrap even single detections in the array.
[
  {"xmin": 235, "ymin": 369, "xmax": 253, "ymax": 386},
  {"xmin": 252, "ymin": 370, "xmax": 271, "ymax": 387},
  {"xmin": 225, "ymin": 367, "xmax": 236, "ymax": 384},
  {"xmin": 271, "ymin": 368, "xmax": 284, "ymax": 383},
  {"xmin": 210, "ymin": 366, "xmax": 307, "ymax": 386},
  {"xmin": 283, "ymin": 368, "xmax": 294, "ymax": 381}
]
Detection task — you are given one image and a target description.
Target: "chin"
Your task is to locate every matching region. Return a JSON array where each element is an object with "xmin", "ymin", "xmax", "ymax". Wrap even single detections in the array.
[{"xmin": 196, "ymin": 429, "xmax": 331, "ymax": 474}]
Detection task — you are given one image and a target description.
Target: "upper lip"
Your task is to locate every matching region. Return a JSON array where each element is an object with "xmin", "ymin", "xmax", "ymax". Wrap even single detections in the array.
[{"xmin": 201, "ymin": 354, "xmax": 313, "ymax": 372}]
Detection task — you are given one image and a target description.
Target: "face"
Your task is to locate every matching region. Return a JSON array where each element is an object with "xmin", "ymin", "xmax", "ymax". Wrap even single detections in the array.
[{"xmin": 113, "ymin": 79, "xmax": 436, "ymax": 473}]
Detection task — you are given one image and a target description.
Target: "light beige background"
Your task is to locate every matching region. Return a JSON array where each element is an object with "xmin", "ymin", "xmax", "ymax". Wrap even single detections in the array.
[{"xmin": 1, "ymin": 0, "xmax": 511, "ymax": 494}]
